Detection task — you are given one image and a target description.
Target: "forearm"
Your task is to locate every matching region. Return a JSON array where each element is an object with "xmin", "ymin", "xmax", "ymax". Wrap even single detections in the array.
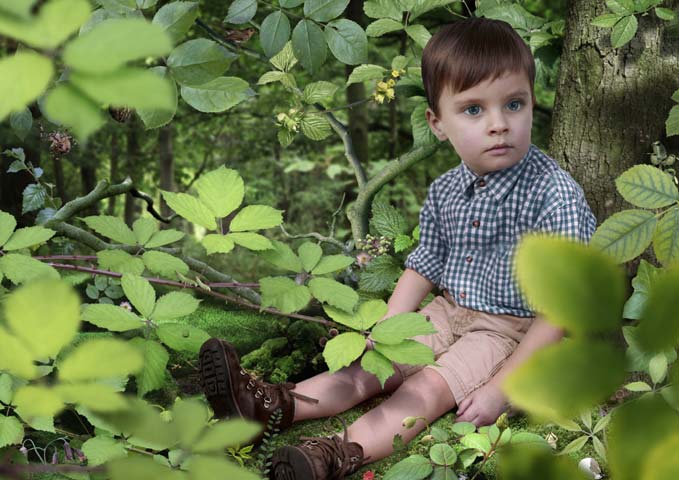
[
  {"xmin": 488, "ymin": 316, "xmax": 564, "ymax": 390},
  {"xmin": 385, "ymin": 268, "xmax": 435, "ymax": 317}
]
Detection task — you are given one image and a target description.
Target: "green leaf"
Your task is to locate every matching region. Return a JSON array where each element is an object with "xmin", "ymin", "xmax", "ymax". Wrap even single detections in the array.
[
  {"xmin": 107, "ymin": 454, "xmax": 184, "ymax": 480},
  {"xmin": 3, "ymin": 226, "xmax": 55, "ymax": 250},
  {"xmin": 70, "ymin": 67, "xmax": 175, "ymax": 111},
  {"xmin": 188, "ymin": 455, "xmax": 261, "ymax": 480},
  {"xmin": 0, "ymin": 327, "xmax": 37, "ymax": 379},
  {"xmin": 260, "ymin": 276, "xmax": 311, "ymax": 313},
  {"xmin": 172, "ymin": 398, "xmax": 211, "ymax": 448},
  {"xmin": 383, "ymin": 454, "xmax": 432, "ymax": 480},
  {"xmin": 224, "ymin": 0, "xmax": 257, "ymax": 24},
  {"xmin": 0, "ymin": 51, "xmax": 53, "ymax": 121},
  {"xmin": 366, "ymin": 18, "xmax": 402, "ymax": 37},
  {"xmin": 346, "ymin": 63, "xmax": 387, "ymax": 85},
  {"xmin": 303, "ymin": 81, "xmax": 338, "ymax": 104},
  {"xmin": 152, "ymin": 1, "xmax": 198, "ymax": 42},
  {"xmin": 145, "ymin": 228, "xmax": 185, "ymax": 248},
  {"xmin": 64, "ymin": 18, "xmax": 171, "ymax": 73},
  {"xmin": 156, "ymin": 323, "xmax": 210, "ymax": 353},
  {"xmin": 43, "ymin": 83, "xmax": 105, "ymax": 141},
  {"xmin": 430, "ymin": 443, "xmax": 457, "ymax": 466},
  {"xmin": 203, "ymin": 234, "xmax": 235, "ymax": 255},
  {"xmin": 515, "ymin": 235, "xmax": 625, "ymax": 334},
  {"xmin": 82, "ymin": 304, "xmax": 143, "ymax": 332},
  {"xmin": 304, "ymin": 0, "xmax": 350, "ymax": 21},
  {"xmin": 0, "ymin": 374, "xmax": 13, "ymax": 404},
  {"xmin": 81, "ymin": 435, "xmax": 127, "ymax": 466},
  {"xmin": 409, "ymin": 0, "xmax": 455, "ymax": 20},
  {"xmin": 359, "ymin": 255, "xmax": 402, "ymax": 293},
  {"xmin": 561, "ymin": 435, "xmax": 589, "ymax": 455},
  {"xmin": 405, "ymin": 24, "xmax": 431, "ymax": 48},
  {"xmin": 323, "ymin": 332, "xmax": 366, "ymax": 372},
  {"xmin": 653, "ymin": 208, "xmax": 679, "ymax": 267},
  {"xmin": 82, "ymin": 215, "xmax": 136, "ymax": 245},
  {"xmin": 121, "ymin": 274, "xmax": 156, "ymax": 318},
  {"xmin": 615, "ymin": 165, "xmax": 679, "ymax": 208},
  {"xmin": 591, "ymin": 209, "xmax": 657, "ymax": 263},
  {"xmin": 451, "ymin": 422, "xmax": 476, "ymax": 435},
  {"xmin": 97, "ymin": 250, "xmax": 145, "ymax": 275},
  {"xmin": 142, "ymin": 251, "xmax": 190, "ymax": 278},
  {"xmin": 666, "ymin": 104, "xmax": 679, "ymax": 137},
  {"xmin": 5, "ymin": 280, "xmax": 79, "ymax": 359},
  {"xmin": 325, "ymin": 299, "xmax": 387, "ymax": 330},
  {"xmin": 230, "ymin": 205, "xmax": 283, "ymax": 232},
  {"xmin": 460, "ymin": 432, "xmax": 492, "ymax": 453},
  {"xmin": 374, "ymin": 339, "xmax": 435, "ymax": 366},
  {"xmin": 606, "ymin": 0, "xmax": 635, "ymax": 14},
  {"xmin": 298, "ymin": 242, "xmax": 323, "ymax": 272},
  {"xmin": 259, "ymin": 239, "xmax": 303, "ymax": 272},
  {"xmin": 0, "ymin": 0, "xmax": 91, "ymax": 49},
  {"xmin": 167, "ymin": 39, "xmax": 236, "ymax": 87},
  {"xmin": 504, "ymin": 339, "xmax": 626, "ymax": 421},
  {"xmin": 610, "ymin": 14, "xmax": 637, "ymax": 48},
  {"xmin": 360, "ymin": 349, "xmax": 395, "ymax": 388},
  {"xmin": 14, "ymin": 385, "xmax": 64, "ymax": 419},
  {"xmin": 130, "ymin": 338, "xmax": 169, "ymax": 397},
  {"xmin": 508, "ymin": 431, "xmax": 550, "ymax": 447},
  {"xmin": 59, "ymin": 338, "xmax": 144, "ymax": 382},
  {"xmin": 0, "ymin": 416, "xmax": 23, "ymax": 448},
  {"xmin": 99, "ymin": 398, "xmax": 177, "ymax": 449},
  {"xmin": 649, "ymin": 352, "xmax": 668, "ymax": 384},
  {"xmin": 625, "ymin": 381, "xmax": 652, "ymax": 392},
  {"xmin": 223, "ymin": 232, "xmax": 272, "ymax": 251},
  {"xmin": 311, "ymin": 254, "xmax": 354, "ymax": 275},
  {"xmin": 309, "ymin": 277, "xmax": 358, "ymax": 312},
  {"xmin": 591, "ymin": 13, "xmax": 624, "ymax": 27},
  {"xmin": 137, "ymin": 66, "xmax": 178, "ymax": 129},
  {"xmin": 636, "ymin": 267, "xmax": 679, "ymax": 352},
  {"xmin": 640, "ymin": 433, "xmax": 679, "ymax": 480},
  {"xmin": 656, "ymin": 7, "xmax": 676, "ymax": 20},
  {"xmin": 0, "ymin": 211, "xmax": 17, "ymax": 247},
  {"xmin": 292, "ymin": 19, "xmax": 327, "ymax": 75},
  {"xmin": 300, "ymin": 115, "xmax": 332, "ymax": 140},
  {"xmin": 180, "ymin": 76, "xmax": 254, "ymax": 113},
  {"xmin": 394, "ymin": 234, "xmax": 414, "ymax": 252},
  {"xmin": 10, "ymin": 108, "xmax": 33, "ymax": 140},
  {"xmin": 364, "ymin": 0, "xmax": 402, "ymax": 21},
  {"xmin": 193, "ymin": 418, "xmax": 262, "ymax": 452},
  {"xmin": 161, "ymin": 191, "xmax": 216, "ymax": 230},
  {"xmin": 151, "ymin": 291, "xmax": 200, "ymax": 322},
  {"xmin": 270, "ymin": 41, "xmax": 298, "ymax": 72},
  {"xmin": 280, "ymin": 0, "xmax": 304, "ymax": 6},
  {"xmin": 371, "ymin": 313, "xmax": 436, "ymax": 344},
  {"xmin": 324, "ymin": 19, "xmax": 367, "ymax": 65},
  {"xmin": 412, "ymin": 101, "xmax": 438, "ymax": 147},
  {"xmin": 0, "ymin": 253, "xmax": 59, "ymax": 284},
  {"xmin": 372, "ymin": 201, "xmax": 408, "ymax": 237},
  {"xmin": 261, "ymin": 11, "xmax": 291, "ymax": 58},
  {"xmin": 193, "ymin": 166, "xmax": 245, "ymax": 219},
  {"xmin": 430, "ymin": 466, "xmax": 458, "ymax": 480},
  {"xmin": 22, "ymin": 184, "xmax": 47, "ymax": 215},
  {"xmin": 0, "ymin": 0, "xmax": 35, "ymax": 19},
  {"xmin": 132, "ymin": 218, "xmax": 157, "ymax": 246}
]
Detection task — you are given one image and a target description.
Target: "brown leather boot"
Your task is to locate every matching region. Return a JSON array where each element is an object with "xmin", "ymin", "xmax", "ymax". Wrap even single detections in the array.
[
  {"xmin": 269, "ymin": 425, "xmax": 366, "ymax": 480},
  {"xmin": 199, "ymin": 338, "xmax": 319, "ymax": 437}
]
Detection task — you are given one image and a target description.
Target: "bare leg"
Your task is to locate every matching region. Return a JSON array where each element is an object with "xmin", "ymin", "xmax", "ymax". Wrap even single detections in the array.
[
  {"xmin": 345, "ymin": 368, "xmax": 456, "ymax": 463},
  {"xmin": 291, "ymin": 359, "xmax": 403, "ymax": 422}
]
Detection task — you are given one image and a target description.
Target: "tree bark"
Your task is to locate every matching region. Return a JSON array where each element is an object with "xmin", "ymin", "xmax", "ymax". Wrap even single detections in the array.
[
  {"xmin": 107, "ymin": 133, "xmax": 119, "ymax": 215},
  {"xmin": 124, "ymin": 124, "xmax": 139, "ymax": 227},
  {"xmin": 550, "ymin": 0, "xmax": 679, "ymax": 224},
  {"xmin": 345, "ymin": 0, "xmax": 369, "ymax": 166},
  {"xmin": 158, "ymin": 124, "xmax": 175, "ymax": 223}
]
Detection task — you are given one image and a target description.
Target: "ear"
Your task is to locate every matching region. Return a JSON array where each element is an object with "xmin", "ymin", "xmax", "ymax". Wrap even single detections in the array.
[{"xmin": 425, "ymin": 107, "xmax": 448, "ymax": 141}]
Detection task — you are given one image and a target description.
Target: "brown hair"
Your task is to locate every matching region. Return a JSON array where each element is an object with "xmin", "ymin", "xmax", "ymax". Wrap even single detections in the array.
[{"xmin": 422, "ymin": 17, "xmax": 536, "ymax": 116}]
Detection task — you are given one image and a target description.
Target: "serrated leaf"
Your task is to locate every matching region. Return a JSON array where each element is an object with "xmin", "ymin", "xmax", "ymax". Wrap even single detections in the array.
[
  {"xmin": 0, "ymin": 211, "xmax": 17, "ymax": 247},
  {"xmin": 187, "ymin": 455, "xmax": 261, "ymax": 480},
  {"xmin": 82, "ymin": 304, "xmax": 143, "ymax": 332},
  {"xmin": 180, "ymin": 76, "xmax": 253, "ymax": 113},
  {"xmin": 374, "ymin": 339, "xmax": 435, "ymax": 365},
  {"xmin": 394, "ymin": 234, "xmax": 414, "ymax": 252},
  {"xmin": 14, "ymin": 385, "xmax": 64, "ymax": 419},
  {"xmin": 10, "ymin": 108, "xmax": 33, "ymax": 141},
  {"xmin": 324, "ymin": 19, "xmax": 367, "ymax": 65},
  {"xmin": 0, "ymin": 327, "xmax": 37, "ymax": 379},
  {"xmin": 460, "ymin": 432, "xmax": 492, "ymax": 453},
  {"xmin": 259, "ymin": 239, "xmax": 302, "ymax": 272},
  {"xmin": 42, "ymin": 83, "xmax": 105, "ymax": 141},
  {"xmin": 132, "ymin": 218, "xmax": 157, "ymax": 246},
  {"xmin": 225, "ymin": 232, "xmax": 273, "ymax": 251},
  {"xmin": 97, "ymin": 250, "xmax": 145, "ymax": 275},
  {"xmin": 615, "ymin": 165, "xmax": 679, "ymax": 208},
  {"xmin": 0, "ymin": 52, "xmax": 53, "ymax": 122},
  {"xmin": 653, "ymin": 208, "xmax": 679, "ymax": 266},
  {"xmin": 371, "ymin": 312, "xmax": 436, "ymax": 344},
  {"xmin": 304, "ymin": 0, "xmax": 349, "ymax": 21},
  {"xmin": 292, "ymin": 19, "xmax": 327, "ymax": 75},
  {"xmin": 591, "ymin": 13, "xmax": 624, "ymax": 27},
  {"xmin": 59, "ymin": 338, "xmax": 144, "ymax": 381},
  {"xmin": 203, "ymin": 234, "xmax": 235, "ymax": 255},
  {"xmin": 346, "ymin": 64, "xmax": 386, "ymax": 85},
  {"xmin": 323, "ymin": 332, "xmax": 366, "ymax": 372},
  {"xmin": 142, "ymin": 251, "xmax": 190, "ymax": 278},
  {"xmin": 383, "ymin": 454, "xmax": 432, "ymax": 480},
  {"xmin": 270, "ymin": 41, "xmax": 298, "ymax": 72},
  {"xmin": 121, "ymin": 274, "xmax": 156, "ymax": 318},
  {"xmin": 405, "ymin": 24, "xmax": 431, "ymax": 48},
  {"xmin": 324, "ymin": 299, "xmax": 387, "ymax": 330},
  {"xmin": 152, "ymin": 1, "xmax": 198, "ymax": 43},
  {"xmin": 610, "ymin": 14, "xmax": 637, "ymax": 48},
  {"xmin": 311, "ymin": 254, "xmax": 354, "ymax": 275},
  {"xmin": 151, "ymin": 291, "xmax": 200, "ymax": 322},
  {"xmin": 137, "ymin": 66, "xmax": 178, "ymax": 129},
  {"xmin": 261, "ymin": 11, "xmax": 291, "ymax": 57},
  {"xmin": 300, "ymin": 115, "xmax": 332, "ymax": 140},
  {"xmin": 360, "ymin": 349, "xmax": 394, "ymax": 388},
  {"xmin": 364, "ymin": 0, "xmax": 402, "ymax": 21},
  {"xmin": 3, "ymin": 226, "xmax": 55, "ymax": 251},
  {"xmin": 130, "ymin": 338, "xmax": 168, "ymax": 397},
  {"xmin": 145, "ymin": 229, "xmax": 184, "ymax": 248},
  {"xmin": 81, "ymin": 435, "xmax": 128, "ymax": 466},
  {"xmin": 298, "ymin": 242, "xmax": 323, "ymax": 272},
  {"xmin": 635, "ymin": 266, "xmax": 679, "ymax": 352},
  {"xmin": 656, "ymin": 7, "xmax": 676, "ymax": 21},
  {"xmin": 82, "ymin": 215, "xmax": 136, "ymax": 245},
  {"xmin": 260, "ymin": 277, "xmax": 311, "ymax": 313},
  {"xmin": 167, "ymin": 38, "xmax": 236, "ymax": 87},
  {"xmin": 412, "ymin": 101, "xmax": 438, "ymax": 147},
  {"xmin": 0, "ymin": 253, "xmax": 59, "ymax": 284},
  {"xmin": 366, "ymin": 18, "xmax": 402, "ymax": 37},
  {"xmin": 156, "ymin": 322, "xmax": 210, "ymax": 353},
  {"xmin": 56, "ymin": 383, "xmax": 128, "ymax": 412},
  {"xmin": 161, "ymin": 191, "xmax": 216, "ymax": 230},
  {"xmin": 371, "ymin": 201, "xmax": 408, "ymax": 237},
  {"xmin": 224, "ymin": 0, "xmax": 257, "ymax": 24},
  {"xmin": 308, "ymin": 277, "xmax": 358, "ymax": 312},
  {"xmin": 230, "ymin": 205, "xmax": 283, "ymax": 232},
  {"xmin": 303, "ymin": 81, "xmax": 338, "ymax": 104},
  {"xmin": 192, "ymin": 167, "xmax": 244, "ymax": 219}
]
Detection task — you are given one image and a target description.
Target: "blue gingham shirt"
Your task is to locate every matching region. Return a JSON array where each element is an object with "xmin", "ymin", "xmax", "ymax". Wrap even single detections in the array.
[{"xmin": 405, "ymin": 144, "xmax": 596, "ymax": 317}]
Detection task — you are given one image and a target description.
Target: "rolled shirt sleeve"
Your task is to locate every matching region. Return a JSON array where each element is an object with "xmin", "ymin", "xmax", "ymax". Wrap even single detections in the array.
[
  {"xmin": 405, "ymin": 184, "xmax": 448, "ymax": 285},
  {"xmin": 534, "ymin": 199, "xmax": 597, "ymax": 243}
]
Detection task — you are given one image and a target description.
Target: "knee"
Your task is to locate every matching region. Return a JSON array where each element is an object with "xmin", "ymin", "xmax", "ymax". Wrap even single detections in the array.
[{"xmin": 400, "ymin": 369, "xmax": 456, "ymax": 409}]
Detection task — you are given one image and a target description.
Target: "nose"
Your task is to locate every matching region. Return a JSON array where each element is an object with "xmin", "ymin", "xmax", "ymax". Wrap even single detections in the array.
[{"xmin": 487, "ymin": 110, "xmax": 509, "ymax": 135}]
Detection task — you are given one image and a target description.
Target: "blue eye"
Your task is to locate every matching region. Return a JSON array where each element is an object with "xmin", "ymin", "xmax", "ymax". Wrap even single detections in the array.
[
  {"xmin": 464, "ymin": 105, "xmax": 481, "ymax": 116},
  {"xmin": 507, "ymin": 100, "xmax": 523, "ymax": 111}
]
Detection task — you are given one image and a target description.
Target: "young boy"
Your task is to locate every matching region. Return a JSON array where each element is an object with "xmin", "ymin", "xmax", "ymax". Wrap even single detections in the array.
[{"xmin": 199, "ymin": 16, "xmax": 596, "ymax": 480}]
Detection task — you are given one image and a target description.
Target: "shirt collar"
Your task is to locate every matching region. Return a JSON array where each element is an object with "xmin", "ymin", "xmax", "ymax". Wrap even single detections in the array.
[{"xmin": 459, "ymin": 144, "xmax": 535, "ymax": 202}]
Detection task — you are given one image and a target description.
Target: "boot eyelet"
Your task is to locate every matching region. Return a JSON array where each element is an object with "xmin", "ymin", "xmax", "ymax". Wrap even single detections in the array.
[
  {"xmin": 247, "ymin": 379, "xmax": 255, "ymax": 390},
  {"xmin": 240, "ymin": 369, "xmax": 247, "ymax": 376},
  {"xmin": 263, "ymin": 396, "xmax": 272, "ymax": 408},
  {"xmin": 254, "ymin": 388, "xmax": 263, "ymax": 398},
  {"xmin": 350, "ymin": 456, "xmax": 359, "ymax": 462}
]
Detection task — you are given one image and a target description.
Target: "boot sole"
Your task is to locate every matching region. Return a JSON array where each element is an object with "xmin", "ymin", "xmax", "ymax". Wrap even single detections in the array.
[
  {"xmin": 199, "ymin": 338, "xmax": 241, "ymax": 419},
  {"xmin": 270, "ymin": 446, "xmax": 315, "ymax": 480}
]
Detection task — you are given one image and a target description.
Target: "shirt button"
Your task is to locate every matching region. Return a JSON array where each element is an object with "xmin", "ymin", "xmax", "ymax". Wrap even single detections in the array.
[
  {"xmin": 472, "ymin": 220, "xmax": 480, "ymax": 228},
  {"xmin": 478, "ymin": 180, "xmax": 486, "ymax": 187},
  {"xmin": 459, "ymin": 292, "xmax": 466, "ymax": 299},
  {"xmin": 465, "ymin": 256, "xmax": 473, "ymax": 263}
]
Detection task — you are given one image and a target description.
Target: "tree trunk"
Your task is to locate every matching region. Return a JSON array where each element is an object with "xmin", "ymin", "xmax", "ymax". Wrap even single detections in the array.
[
  {"xmin": 158, "ymin": 124, "xmax": 175, "ymax": 223},
  {"xmin": 550, "ymin": 0, "xmax": 679, "ymax": 224},
  {"xmin": 80, "ymin": 155, "xmax": 98, "ymax": 216},
  {"xmin": 108, "ymin": 133, "xmax": 119, "ymax": 215},
  {"xmin": 52, "ymin": 155, "xmax": 68, "ymax": 204},
  {"xmin": 124, "ymin": 124, "xmax": 139, "ymax": 227},
  {"xmin": 345, "ymin": 0, "xmax": 369, "ymax": 166}
]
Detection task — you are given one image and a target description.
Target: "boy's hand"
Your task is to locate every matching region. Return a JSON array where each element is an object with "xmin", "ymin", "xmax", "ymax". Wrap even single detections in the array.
[{"xmin": 455, "ymin": 383, "xmax": 509, "ymax": 427}]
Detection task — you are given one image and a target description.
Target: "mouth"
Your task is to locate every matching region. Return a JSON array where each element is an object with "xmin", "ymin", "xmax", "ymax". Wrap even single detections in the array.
[{"xmin": 486, "ymin": 144, "xmax": 512, "ymax": 152}]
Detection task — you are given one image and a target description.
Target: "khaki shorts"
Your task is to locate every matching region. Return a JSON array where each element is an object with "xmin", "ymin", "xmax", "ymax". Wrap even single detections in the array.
[{"xmin": 389, "ymin": 293, "xmax": 534, "ymax": 404}]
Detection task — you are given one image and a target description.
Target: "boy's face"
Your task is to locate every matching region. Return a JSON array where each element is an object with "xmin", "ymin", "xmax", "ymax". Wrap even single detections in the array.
[{"xmin": 426, "ymin": 70, "xmax": 534, "ymax": 177}]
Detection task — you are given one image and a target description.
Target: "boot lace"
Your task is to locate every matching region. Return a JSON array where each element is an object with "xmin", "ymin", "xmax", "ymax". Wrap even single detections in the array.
[{"xmin": 240, "ymin": 369, "xmax": 318, "ymax": 409}]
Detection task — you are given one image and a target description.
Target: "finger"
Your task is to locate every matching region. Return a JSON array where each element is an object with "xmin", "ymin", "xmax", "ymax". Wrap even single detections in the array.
[{"xmin": 457, "ymin": 396, "xmax": 472, "ymax": 413}]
